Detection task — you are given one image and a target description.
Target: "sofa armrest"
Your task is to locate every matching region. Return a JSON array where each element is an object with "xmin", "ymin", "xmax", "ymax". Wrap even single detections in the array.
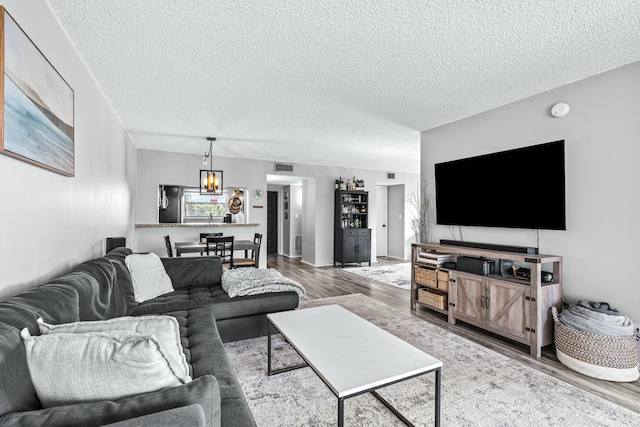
[
  {"xmin": 161, "ymin": 257, "xmax": 222, "ymax": 289},
  {"xmin": 0, "ymin": 375, "xmax": 220, "ymax": 427},
  {"xmin": 100, "ymin": 404, "xmax": 205, "ymax": 427}
]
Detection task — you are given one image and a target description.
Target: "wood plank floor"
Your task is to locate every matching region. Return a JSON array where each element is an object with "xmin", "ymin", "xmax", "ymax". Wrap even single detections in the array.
[{"xmin": 268, "ymin": 254, "xmax": 640, "ymax": 413}]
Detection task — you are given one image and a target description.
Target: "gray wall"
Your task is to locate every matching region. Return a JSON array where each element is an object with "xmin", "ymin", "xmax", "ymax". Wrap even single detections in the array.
[
  {"xmin": 135, "ymin": 150, "xmax": 270, "ymax": 266},
  {"xmin": 135, "ymin": 151, "xmax": 419, "ymax": 266},
  {"xmin": 0, "ymin": 1, "xmax": 133, "ymax": 300},
  {"xmin": 421, "ymin": 61, "xmax": 640, "ymax": 322}
]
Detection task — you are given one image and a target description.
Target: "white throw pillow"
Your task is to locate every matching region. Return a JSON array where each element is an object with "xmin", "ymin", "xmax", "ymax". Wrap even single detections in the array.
[
  {"xmin": 125, "ymin": 252, "xmax": 174, "ymax": 302},
  {"xmin": 21, "ymin": 328, "xmax": 190, "ymax": 408},
  {"xmin": 37, "ymin": 315, "xmax": 190, "ymax": 380}
]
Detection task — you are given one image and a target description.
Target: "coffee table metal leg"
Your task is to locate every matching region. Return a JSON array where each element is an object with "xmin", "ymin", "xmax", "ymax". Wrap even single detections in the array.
[
  {"xmin": 266, "ymin": 319, "xmax": 309, "ymax": 376},
  {"xmin": 267, "ymin": 321, "xmax": 273, "ymax": 376},
  {"xmin": 435, "ymin": 367, "xmax": 441, "ymax": 427},
  {"xmin": 370, "ymin": 391, "xmax": 414, "ymax": 426},
  {"xmin": 338, "ymin": 398, "xmax": 344, "ymax": 427}
]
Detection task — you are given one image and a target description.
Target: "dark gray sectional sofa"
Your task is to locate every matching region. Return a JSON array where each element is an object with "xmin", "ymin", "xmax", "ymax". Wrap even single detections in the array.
[{"xmin": 0, "ymin": 247, "xmax": 300, "ymax": 426}]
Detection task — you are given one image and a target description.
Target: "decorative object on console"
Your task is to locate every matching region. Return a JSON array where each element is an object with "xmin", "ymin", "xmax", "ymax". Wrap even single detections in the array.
[
  {"xmin": 335, "ymin": 177, "xmax": 364, "ymax": 191},
  {"xmin": 0, "ymin": 7, "xmax": 75, "ymax": 176},
  {"xmin": 408, "ymin": 180, "xmax": 433, "ymax": 243},
  {"xmin": 199, "ymin": 137, "xmax": 223, "ymax": 194}
]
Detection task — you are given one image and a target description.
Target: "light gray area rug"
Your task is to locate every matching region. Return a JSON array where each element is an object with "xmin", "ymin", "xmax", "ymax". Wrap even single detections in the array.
[
  {"xmin": 342, "ymin": 262, "xmax": 412, "ymax": 290},
  {"xmin": 224, "ymin": 294, "xmax": 640, "ymax": 426}
]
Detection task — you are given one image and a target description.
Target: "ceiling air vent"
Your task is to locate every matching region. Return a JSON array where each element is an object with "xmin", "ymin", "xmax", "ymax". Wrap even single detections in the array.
[
  {"xmin": 387, "ymin": 172, "xmax": 396, "ymax": 179},
  {"xmin": 274, "ymin": 163, "xmax": 294, "ymax": 172}
]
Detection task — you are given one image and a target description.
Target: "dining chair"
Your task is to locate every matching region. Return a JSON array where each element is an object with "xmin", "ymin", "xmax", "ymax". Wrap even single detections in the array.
[
  {"xmin": 233, "ymin": 233, "xmax": 262, "ymax": 268},
  {"xmin": 206, "ymin": 235, "xmax": 234, "ymax": 268},
  {"xmin": 164, "ymin": 235, "xmax": 173, "ymax": 257},
  {"xmin": 199, "ymin": 232, "xmax": 223, "ymax": 242}
]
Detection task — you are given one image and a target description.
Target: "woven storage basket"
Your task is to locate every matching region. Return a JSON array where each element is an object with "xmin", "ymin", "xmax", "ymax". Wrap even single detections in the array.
[
  {"xmin": 415, "ymin": 267, "xmax": 437, "ymax": 287},
  {"xmin": 417, "ymin": 288, "xmax": 447, "ymax": 310},
  {"xmin": 551, "ymin": 307, "xmax": 639, "ymax": 382}
]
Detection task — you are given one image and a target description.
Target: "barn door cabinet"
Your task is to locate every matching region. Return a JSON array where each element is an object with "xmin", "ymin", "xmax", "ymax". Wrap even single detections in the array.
[
  {"xmin": 451, "ymin": 272, "xmax": 531, "ymax": 342},
  {"xmin": 411, "ymin": 243, "xmax": 563, "ymax": 358}
]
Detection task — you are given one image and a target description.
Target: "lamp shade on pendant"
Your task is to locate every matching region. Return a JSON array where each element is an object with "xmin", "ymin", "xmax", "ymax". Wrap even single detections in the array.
[
  {"xmin": 199, "ymin": 137, "xmax": 223, "ymax": 195},
  {"xmin": 200, "ymin": 169, "xmax": 223, "ymax": 195}
]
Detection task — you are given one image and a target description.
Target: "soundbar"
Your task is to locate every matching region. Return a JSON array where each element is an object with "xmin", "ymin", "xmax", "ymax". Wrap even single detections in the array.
[{"xmin": 439, "ymin": 239, "xmax": 538, "ymax": 255}]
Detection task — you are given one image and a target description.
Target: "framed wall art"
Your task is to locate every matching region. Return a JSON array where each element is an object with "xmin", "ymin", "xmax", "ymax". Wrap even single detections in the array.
[{"xmin": 0, "ymin": 7, "xmax": 74, "ymax": 176}]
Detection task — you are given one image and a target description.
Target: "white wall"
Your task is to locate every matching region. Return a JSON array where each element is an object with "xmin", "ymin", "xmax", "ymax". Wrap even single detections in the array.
[
  {"xmin": 421, "ymin": 61, "xmax": 640, "ymax": 322},
  {"xmin": 0, "ymin": 1, "xmax": 133, "ymax": 300},
  {"xmin": 135, "ymin": 150, "xmax": 419, "ymax": 267},
  {"xmin": 134, "ymin": 149, "xmax": 269, "ymax": 266}
]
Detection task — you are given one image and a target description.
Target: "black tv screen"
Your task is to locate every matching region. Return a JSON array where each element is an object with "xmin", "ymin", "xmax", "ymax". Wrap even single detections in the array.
[{"xmin": 435, "ymin": 140, "xmax": 566, "ymax": 230}]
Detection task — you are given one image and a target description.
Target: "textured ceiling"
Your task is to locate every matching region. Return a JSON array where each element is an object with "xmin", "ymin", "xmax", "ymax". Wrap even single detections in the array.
[{"xmin": 45, "ymin": 0, "xmax": 640, "ymax": 173}]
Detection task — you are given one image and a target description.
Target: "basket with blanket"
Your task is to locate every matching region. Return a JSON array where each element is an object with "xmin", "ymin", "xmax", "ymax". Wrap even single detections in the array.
[{"xmin": 552, "ymin": 301, "xmax": 638, "ymax": 382}]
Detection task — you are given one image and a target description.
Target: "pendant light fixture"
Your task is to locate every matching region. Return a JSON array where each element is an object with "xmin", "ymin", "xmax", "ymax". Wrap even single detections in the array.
[{"xmin": 200, "ymin": 137, "xmax": 223, "ymax": 195}]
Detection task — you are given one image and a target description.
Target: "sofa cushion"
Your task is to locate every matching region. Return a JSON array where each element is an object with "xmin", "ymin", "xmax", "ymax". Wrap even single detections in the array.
[
  {"xmin": 131, "ymin": 283, "xmax": 299, "ymax": 321},
  {"xmin": 0, "ymin": 321, "xmax": 41, "ymax": 417},
  {"xmin": 101, "ymin": 403, "xmax": 206, "ymax": 427},
  {"xmin": 125, "ymin": 253, "xmax": 174, "ymax": 302},
  {"xmin": 163, "ymin": 306, "xmax": 255, "ymax": 426},
  {"xmin": 0, "ymin": 283, "xmax": 79, "ymax": 334},
  {"xmin": 161, "ymin": 256, "xmax": 222, "ymax": 289},
  {"xmin": 0, "ymin": 375, "xmax": 221, "ymax": 427},
  {"xmin": 103, "ymin": 247, "xmax": 139, "ymax": 313},
  {"xmin": 21, "ymin": 329, "xmax": 190, "ymax": 407},
  {"xmin": 58, "ymin": 256, "xmax": 130, "ymax": 320},
  {"xmin": 38, "ymin": 315, "xmax": 190, "ymax": 380}
]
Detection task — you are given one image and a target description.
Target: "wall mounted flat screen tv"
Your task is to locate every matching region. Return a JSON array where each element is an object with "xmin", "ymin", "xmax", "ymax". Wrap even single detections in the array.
[{"xmin": 435, "ymin": 140, "xmax": 566, "ymax": 230}]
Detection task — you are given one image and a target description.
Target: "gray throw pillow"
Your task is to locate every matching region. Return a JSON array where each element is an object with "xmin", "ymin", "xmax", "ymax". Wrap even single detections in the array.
[{"xmin": 21, "ymin": 328, "xmax": 190, "ymax": 408}]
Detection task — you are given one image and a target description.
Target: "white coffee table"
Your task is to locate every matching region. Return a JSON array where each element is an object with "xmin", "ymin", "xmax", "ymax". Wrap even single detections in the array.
[{"xmin": 267, "ymin": 305, "xmax": 442, "ymax": 426}]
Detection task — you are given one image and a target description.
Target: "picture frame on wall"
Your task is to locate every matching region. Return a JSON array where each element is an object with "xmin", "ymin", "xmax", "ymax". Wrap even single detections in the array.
[{"xmin": 0, "ymin": 7, "xmax": 75, "ymax": 176}]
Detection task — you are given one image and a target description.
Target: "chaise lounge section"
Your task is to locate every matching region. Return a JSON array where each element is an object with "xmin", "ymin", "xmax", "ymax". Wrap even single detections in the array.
[{"xmin": 0, "ymin": 247, "xmax": 301, "ymax": 426}]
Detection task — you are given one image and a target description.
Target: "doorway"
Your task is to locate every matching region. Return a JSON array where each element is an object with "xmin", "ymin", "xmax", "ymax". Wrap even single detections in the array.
[
  {"xmin": 387, "ymin": 184, "xmax": 405, "ymax": 259},
  {"xmin": 376, "ymin": 186, "xmax": 388, "ymax": 257},
  {"xmin": 267, "ymin": 191, "xmax": 278, "ymax": 254}
]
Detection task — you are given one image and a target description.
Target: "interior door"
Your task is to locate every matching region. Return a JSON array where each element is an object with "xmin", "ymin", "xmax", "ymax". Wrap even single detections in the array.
[
  {"xmin": 376, "ymin": 186, "xmax": 388, "ymax": 257},
  {"xmin": 266, "ymin": 191, "xmax": 278, "ymax": 254}
]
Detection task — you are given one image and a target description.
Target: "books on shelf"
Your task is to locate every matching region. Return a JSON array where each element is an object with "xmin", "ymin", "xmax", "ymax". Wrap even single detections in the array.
[{"xmin": 416, "ymin": 251, "xmax": 454, "ymax": 266}]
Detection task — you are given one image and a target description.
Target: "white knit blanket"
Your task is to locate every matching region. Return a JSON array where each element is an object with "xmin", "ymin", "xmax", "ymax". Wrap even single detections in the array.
[{"xmin": 221, "ymin": 268, "xmax": 306, "ymax": 300}]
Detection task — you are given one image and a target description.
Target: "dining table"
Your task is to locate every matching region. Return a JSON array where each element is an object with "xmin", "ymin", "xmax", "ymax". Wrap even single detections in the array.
[{"xmin": 174, "ymin": 239, "xmax": 259, "ymax": 258}]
